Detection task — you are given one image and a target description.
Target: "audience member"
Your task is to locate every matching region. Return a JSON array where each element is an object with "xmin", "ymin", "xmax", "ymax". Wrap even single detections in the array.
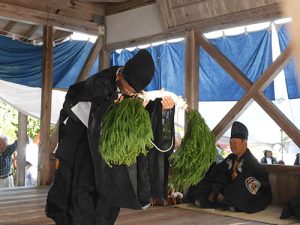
[
  {"xmin": 184, "ymin": 121, "xmax": 272, "ymax": 213},
  {"xmin": 260, "ymin": 150, "xmax": 277, "ymax": 164},
  {"xmin": 0, "ymin": 135, "xmax": 17, "ymax": 188}
]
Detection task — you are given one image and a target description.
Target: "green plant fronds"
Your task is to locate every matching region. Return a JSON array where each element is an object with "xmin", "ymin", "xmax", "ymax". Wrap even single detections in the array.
[
  {"xmin": 170, "ymin": 109, "xmax": 217, "ymax": 190},
  {"xmin": 99, "ymin": 98, "xmax": 153, "ymax": 167}
]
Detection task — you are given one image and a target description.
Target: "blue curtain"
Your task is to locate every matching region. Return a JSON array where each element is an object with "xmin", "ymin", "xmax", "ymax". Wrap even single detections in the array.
[
  {"xmin": 200, "ymin": 30, "xmax": 274, "ymax": 101},
  {"xmin": 0, "ymin": 36, "xmax": 99, "ymax": 88},
  {"xmin": 278, "ymin": 25, "xmax": 300, "ymax": 99},
  {"xmin": 0, "ymin": 29, "xmax": 274, "ymax": 100},
  {"xmin": 159, "ymin": 42, "xmax": 185, "ymax": 96},
  {"xmin": 111, "ymin": 30, "xmax": 273, "ymax": 101},
  {"xmin": 111, "ymin": 42, "xmax": 185, "ymax": 96}
]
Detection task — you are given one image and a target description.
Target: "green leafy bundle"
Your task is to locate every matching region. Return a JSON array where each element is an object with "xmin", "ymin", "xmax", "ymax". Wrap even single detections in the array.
[
  {"xmin": 99, "ymin": 98, "xmax": 153, "ymax": 167},
  {"xmin": 170, "ymin": 109, "xmax": 217, "ymax": 190}
]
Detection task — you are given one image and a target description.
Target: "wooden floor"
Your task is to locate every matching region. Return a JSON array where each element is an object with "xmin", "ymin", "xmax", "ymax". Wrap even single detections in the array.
[{"xmin": 0, "ymin": 187, "xmax": 268, "ymax": 225}]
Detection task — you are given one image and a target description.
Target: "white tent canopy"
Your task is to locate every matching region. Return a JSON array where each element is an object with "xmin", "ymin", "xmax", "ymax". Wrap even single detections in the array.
[{"xmin": 0, "ymin": 80, "xmax": 66, "ymax": 124}]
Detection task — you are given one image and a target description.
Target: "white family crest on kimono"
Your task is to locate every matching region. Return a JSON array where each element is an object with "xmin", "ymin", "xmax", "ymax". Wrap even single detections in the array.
[{"xmin": 245, "ymin": 177, "xmax": 261, "ymax": 195}]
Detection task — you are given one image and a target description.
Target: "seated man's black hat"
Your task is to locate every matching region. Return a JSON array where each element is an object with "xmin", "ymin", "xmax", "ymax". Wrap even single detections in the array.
[
  {"xmin": 123, "ymin": 49, "xmax": 155, "ymax": 92},
  {"xmin": 231, "ymin": 121, "xmax": 248, "ymax": 140}
]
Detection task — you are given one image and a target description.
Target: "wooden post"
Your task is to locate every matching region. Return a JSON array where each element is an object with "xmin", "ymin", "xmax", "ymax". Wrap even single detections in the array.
[
  {"xmin": 38, "ymin": 25, "xmax": 53, "ymax": 186},
  {"xmin": 76, "ymin": 36, "xmax": 104, "ymax": 82},
  {"xmin": 185, "ymin": 29, "xmax": 199, "ymax": 110},
  {"xmin": 100, "ymin": 48, "xmax": 111, "ymax": 71},
  {"xmin": 15, "ymin": 112, "xmax": 27, "ymax": 186},
  {"xmin": 100, "ymin": 23, "xmax": 111, "ymax": 70}
]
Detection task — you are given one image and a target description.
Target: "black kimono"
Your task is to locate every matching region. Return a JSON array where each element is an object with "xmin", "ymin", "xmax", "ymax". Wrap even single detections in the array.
[
  {"xmin": 185, "ymin": 149, "xmax": 272, "ymax": 213},
  {"xmin": 45, "ymin": 67, "xmax": 175, "ymax": 225},
  {"xmin": 281, "ymin": 194, "xmax": 300, "ymax": 219}
]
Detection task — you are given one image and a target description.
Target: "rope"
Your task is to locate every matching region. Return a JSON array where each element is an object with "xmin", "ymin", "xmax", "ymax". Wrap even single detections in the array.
[{"xmin": 150, "ymin": 138, "xmax": 174, "ymax": 153}]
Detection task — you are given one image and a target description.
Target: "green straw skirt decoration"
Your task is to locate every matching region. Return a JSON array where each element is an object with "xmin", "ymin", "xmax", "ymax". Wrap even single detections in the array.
[
  {"xmin": 99, "ymin": 98, "xmax": 153, "ymax": 167},
  {"xmin": 170, "ymin": 109, "xmax": 217, "ymax": 190}
]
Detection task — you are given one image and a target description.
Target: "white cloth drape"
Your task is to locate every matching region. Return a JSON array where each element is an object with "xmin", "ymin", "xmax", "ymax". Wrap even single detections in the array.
[{"xmin": 0, "ymin": 80, "xmax": 66, "ymax": 124}]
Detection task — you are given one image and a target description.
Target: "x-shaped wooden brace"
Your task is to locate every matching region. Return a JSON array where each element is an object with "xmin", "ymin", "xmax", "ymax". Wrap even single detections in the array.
[{"xmin": 195, "ymin": 33, "xmax": 300, "ymax": 147}]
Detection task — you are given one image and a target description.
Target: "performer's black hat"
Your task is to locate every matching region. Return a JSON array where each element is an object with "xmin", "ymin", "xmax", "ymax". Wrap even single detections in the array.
[
  {"xmin": 123, "ymin": 49, "xmax": 155, "ymax": 92},
  {"xmin": 231, "ymin": 121, "xmax": 248, "ymax": 140}
]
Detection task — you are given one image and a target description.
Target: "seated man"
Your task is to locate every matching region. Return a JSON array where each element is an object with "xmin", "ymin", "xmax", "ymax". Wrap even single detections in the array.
[{"xmin": 184, "ymin": 121, "xmax": 272, "ymax": 213}]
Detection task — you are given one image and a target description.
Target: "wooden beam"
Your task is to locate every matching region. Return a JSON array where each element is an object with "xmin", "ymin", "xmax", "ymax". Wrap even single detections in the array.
[
  {"xmin": 100, "ymin": 22, "xmax": 111, "ymax": 70},
  {"xmin": 76, "ymin": 36, "xmax": 104, "ymax": 82},
  {"xmin": 106, "ymin": 3, "xmax": 281, "ymax": 51},
  {"xmin": 213, "ymin": 45, "xmax": 293, "ymax": 140},
  {"xmin": 0, "ymin": 20, "xmax": 16, "ymax": 35},
  {"xmin": 15, "ymin": 112, "xmax": 27, "ymax": 187},
  {"xmin": 106, "ymin": 0, "xmax": 155, "ymax": 15},
  {"xmin": 196, "ymin": 34, "xmax": 300, "ymax": 147},
  {"xmin": 19, "ymin": 25, "xmax": 39, "ymax": 42},
  {"xmin": 157, "ymin": 0, "xmax": 175, "ymax": 28},
  {"xmin": 0, "ymin": 0, "xmax": 105, "ymax": 20},
  {"xmin": 185, "ymin": 29, "xmax": 199, "ymax": 110},
  {"xmin": 53, "ymin": 29, "xmax": 72, "ymax": 43},
  {"xmin": 81, "ymin": 0, "xmax": 127, "ymax": 2},
  {"xmin": 0, "ymin": 2, "xmax": 103, "ymax": 35},
  {"xmin": 38, "ymin": 25, "xmax": 53, "ymax": 186},
  {"xmin": 0, "ymin": 20, "xmax": 17, "ymax": 38},
  {"xmin": 167, "ymin": 3, "xmax": 282, "ymax": 32},
  {"xmin": 100, "ymin": 48, "xmax": 111, "ymax": 70}
]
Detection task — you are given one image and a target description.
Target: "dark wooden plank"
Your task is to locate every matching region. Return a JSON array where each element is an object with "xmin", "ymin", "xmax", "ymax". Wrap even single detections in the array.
[
  {"xmin": 263, "ymin": 164, "xmax": 300, "ymax": 204},
  {"xmin": 0, "ymin": 187, "xmax": 268, "ymax": 225}
]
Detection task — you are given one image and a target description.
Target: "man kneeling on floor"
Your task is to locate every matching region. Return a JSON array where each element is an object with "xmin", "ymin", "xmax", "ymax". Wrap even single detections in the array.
[{"xmin": 184, "ymin": 121, "xmax": 272, "ymax": 213}]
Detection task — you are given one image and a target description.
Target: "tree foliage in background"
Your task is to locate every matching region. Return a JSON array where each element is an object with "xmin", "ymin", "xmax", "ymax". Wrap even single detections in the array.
[{"xmin": 0, "ymin": 99, "xmax": 41, "ymax": 143}]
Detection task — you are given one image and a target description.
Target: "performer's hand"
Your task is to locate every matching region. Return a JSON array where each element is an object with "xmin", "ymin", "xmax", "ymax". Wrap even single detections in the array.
[
  {"xmin": 143, "ymin": 99, "xmax": 150, "ymax": 107},
  {"xmin": 161, "ymin": 96, "xmax": 175, "ymax": 110}
]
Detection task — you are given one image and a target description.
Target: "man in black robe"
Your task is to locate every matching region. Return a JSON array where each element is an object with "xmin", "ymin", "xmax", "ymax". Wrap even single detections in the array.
[
  {"xmin": 46, "ymin": 49, "xmax": 175, "ymax": 225},
  {"xmin": 184, "ymin": 121, "xmax": 272, "ymax": 213}
]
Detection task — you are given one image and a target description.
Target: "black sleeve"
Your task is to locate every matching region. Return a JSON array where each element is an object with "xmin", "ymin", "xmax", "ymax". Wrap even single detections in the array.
[{"xmin": 206, "ymin": 158, "xmax": 231, "ymax": 194}]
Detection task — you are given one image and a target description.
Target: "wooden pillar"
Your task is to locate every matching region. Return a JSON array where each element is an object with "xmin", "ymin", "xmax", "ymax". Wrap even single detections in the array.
[
  {"xmin": 185, "ymin": 29, "xmax": 199, "ymax": 110},
  {"xmin": 76, "ymin": 36, "xmax": 104, "ymax": 83},
  {"xmin": 38, "ymin": 25, "xmax": 53, "ymax": 186},
  {"xmin": 100, "ymin": 24, "xmax": 111, "ymax": 70},
  {"xmin": 15, "ymin": 112, "xmax": 27, "ymax": 186},
  {"xmin": 100, "ymin": 48, "xmax": 111, "ymax": 71}
]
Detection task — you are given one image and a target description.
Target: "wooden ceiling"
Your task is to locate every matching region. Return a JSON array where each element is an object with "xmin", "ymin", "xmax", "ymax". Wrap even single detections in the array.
[
  {"xmin": 0, "ymin": 0, "xmax": 282, "ymax": 46},
  {"xmin": 0, "ymin": 0, "xmax": 155, "ymax": 45}
]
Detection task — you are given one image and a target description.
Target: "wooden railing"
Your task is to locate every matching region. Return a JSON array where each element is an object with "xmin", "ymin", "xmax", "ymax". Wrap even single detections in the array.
[{"xmin": 263, "ymin": 164, "xmax": 300, "ymax": 205}]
